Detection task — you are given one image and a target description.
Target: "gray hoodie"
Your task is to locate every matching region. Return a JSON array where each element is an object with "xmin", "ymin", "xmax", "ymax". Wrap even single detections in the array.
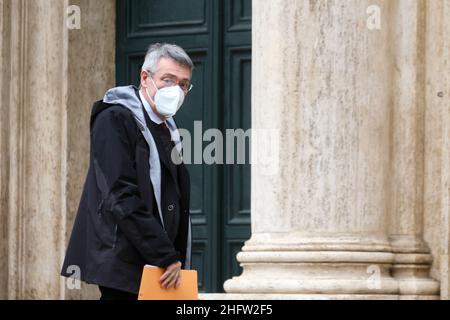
[{"xmin": 103, "ymin": 85, "xmax": 191, "ymax": 269}]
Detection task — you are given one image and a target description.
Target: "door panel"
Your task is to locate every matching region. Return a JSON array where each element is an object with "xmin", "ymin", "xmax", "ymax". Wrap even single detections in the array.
[
  {"xmin": 221, "ymin": 1, "xmax": 252, "ymax": 285},
  {"xmin": 116, "ymin": 0, "xmax": 251, "ymax": 293}
]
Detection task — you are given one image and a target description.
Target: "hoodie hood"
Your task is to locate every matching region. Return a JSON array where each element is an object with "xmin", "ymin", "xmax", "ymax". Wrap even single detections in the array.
[
  {"xmin": 102, "ymin": 85, "xmax": 147, "ymax": 128},
  {"xmin": 101, "ymin": 85, "xmax": 180, "ymax": 139}
]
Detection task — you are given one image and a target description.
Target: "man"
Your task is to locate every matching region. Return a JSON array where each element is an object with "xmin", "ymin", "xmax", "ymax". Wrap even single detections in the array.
[{"xmin": 61, "ymin": 43, "xmax": 193, "ymax": 300}]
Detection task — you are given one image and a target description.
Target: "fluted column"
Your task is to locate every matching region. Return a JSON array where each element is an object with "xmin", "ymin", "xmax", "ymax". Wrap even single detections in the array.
[
  {"xmin": 0, "ymin": 0, "xmax": 70, "ymax": 299},
  {"xmin": 423, "ymin": 0, "xmax": 450, "ymax": 300},
  {"xmin": 224, "ymin": 0, "xmax": 439, "ymax": 299},
  {"xmin": 388, "ymin": 0, "xmax": 439, "ymax": 299},
  {"xmin": 0, "ymin": 0, "xmax": 115, "ymax": 299},
  {"xmin": 0, "ymin": 0, "xmax": 9, "ymax": 299}
]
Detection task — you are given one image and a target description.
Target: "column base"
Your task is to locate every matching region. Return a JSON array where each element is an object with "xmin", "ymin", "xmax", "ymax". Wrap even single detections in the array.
[
  {"xmin": 390, "ymin": 236, "xmax": 441, "ymax": 298},
  {"xmin": 223, "ymin": 247, "xmax": 440, "ymax": 299}
]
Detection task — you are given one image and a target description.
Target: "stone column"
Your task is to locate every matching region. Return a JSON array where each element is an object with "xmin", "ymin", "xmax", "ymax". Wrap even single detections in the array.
[
  {"xmin": 441, "ymin": 71, "xmax": 450, "ymax": 299},
  {"xmin": 0, "ymin": 0, "xmax": 9, "ymax": 299},
  {"xmin": 440, "ymin": 59, "xmax": 450, "ymax": 298},
  {"xmin": 224, "ymin": 0, "xmax": 439, "ymax": 299},
  {"xmin": 0, "ymin": 0, "xmax": 115, "ymax": 299},
  {"xmin": 388, "ymin": 0, "xmax": 439, "ymax": 299},
  {"xmin": 422, "ymin": 0, "xmax": 450, "ymax": 300},
  {"xmin": 0, "ymin": 0, "xmax": 70, "ymax": 299},
  {"xmin": 420, "ymin": 0, "xmax": 450, "ymax": 301}
]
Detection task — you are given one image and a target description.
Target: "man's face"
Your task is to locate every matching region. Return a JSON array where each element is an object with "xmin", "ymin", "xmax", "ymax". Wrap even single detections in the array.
[{"xmin": 141, "ymin": 57, "xmax": 192, "ymax": 109}]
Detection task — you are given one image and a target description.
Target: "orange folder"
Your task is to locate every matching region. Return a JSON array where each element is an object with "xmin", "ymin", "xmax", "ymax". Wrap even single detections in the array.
[{"xmin": 138, "ymin": 265, "xmax": 198, "ymax": 300}]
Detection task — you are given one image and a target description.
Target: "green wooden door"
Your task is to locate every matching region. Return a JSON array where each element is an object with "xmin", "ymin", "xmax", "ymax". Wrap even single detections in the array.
[{"xmin": 116, "ymin": 0, "xmax": 251, "ymax": 293}]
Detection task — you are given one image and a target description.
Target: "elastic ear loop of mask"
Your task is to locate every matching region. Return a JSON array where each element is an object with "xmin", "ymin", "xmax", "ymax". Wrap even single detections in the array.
[{"xmin": 145, "ymin": 75, "xmax": 159, "ymax": 107}]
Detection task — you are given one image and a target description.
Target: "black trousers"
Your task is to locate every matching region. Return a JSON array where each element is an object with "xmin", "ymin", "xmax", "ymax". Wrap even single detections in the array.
[{"xmin": 99, "ymin": 286, "xmax": 138, "ymax": 300}]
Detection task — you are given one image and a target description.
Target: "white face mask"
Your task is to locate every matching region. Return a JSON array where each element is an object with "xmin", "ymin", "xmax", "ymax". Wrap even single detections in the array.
[{"xmin": 146, "ymin": 77, "xmax": 185, "ymax": 119}]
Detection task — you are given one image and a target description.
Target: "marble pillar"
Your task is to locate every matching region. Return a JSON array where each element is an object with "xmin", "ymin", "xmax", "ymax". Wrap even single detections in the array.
[
  {"xmin": 387, "ymin": 0, "xmax": 439, "ymax": 299},
  {"xmin": 223, "ymin": 0, "xmax": 442, "ymax": 299},
  {"xmin": 0, "ymin": 0, "xmax": 70, "ymax": 300},
  {"xmin": 0, "ymin": 0, "xmax": 115, "ymax": 299},
  {"xmin": 423, "ymin": 0, "xmax": 450, "ymax": 300}
]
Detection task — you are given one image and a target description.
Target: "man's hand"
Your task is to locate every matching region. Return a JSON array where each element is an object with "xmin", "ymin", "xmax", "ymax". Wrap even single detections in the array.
[{"xmin": 160, "ymin": 261, "xmax": 182, "ymax": 289}]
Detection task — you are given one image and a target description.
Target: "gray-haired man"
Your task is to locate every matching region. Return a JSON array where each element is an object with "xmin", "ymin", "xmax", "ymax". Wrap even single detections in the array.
[{"xmin": 61, "ymin": 43, "xmax": 193, "ymax": 300}]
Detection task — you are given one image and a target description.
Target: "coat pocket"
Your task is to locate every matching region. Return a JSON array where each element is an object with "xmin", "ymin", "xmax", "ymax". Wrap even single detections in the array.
[
  {"xmin": 114, "ymin": 229, "xmax": 146, "ymax": 265},
  {"xmin": 93, "ymin": 199, "xmax": 117, "ymax": 249}
]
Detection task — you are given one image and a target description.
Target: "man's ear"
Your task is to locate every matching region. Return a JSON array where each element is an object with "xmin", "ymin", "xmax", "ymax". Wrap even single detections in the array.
[{"xmin": 140, "ymin": 69, "xmax": 148, "ymax": 88}]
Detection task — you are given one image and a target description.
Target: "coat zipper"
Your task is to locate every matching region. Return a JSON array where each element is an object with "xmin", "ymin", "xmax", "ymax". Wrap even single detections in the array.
[
  {"xmin": 112, "ymin": 224, "xmax": 118, "ymax": 249},
  {"xmin": 97, "ymin": 198, "xmax": 105, "ymax": 217}
]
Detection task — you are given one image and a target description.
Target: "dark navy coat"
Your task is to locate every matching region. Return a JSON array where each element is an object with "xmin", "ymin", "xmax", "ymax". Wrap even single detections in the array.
[{"xmin": 61, "ymin": 92, "xmax": 191, "ymax": 294}]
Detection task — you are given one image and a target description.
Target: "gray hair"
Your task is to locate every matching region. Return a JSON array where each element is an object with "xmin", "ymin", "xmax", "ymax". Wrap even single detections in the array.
[{"xmin": 142, "ymin": 43, "xmax": 194, "ymax": 74}]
